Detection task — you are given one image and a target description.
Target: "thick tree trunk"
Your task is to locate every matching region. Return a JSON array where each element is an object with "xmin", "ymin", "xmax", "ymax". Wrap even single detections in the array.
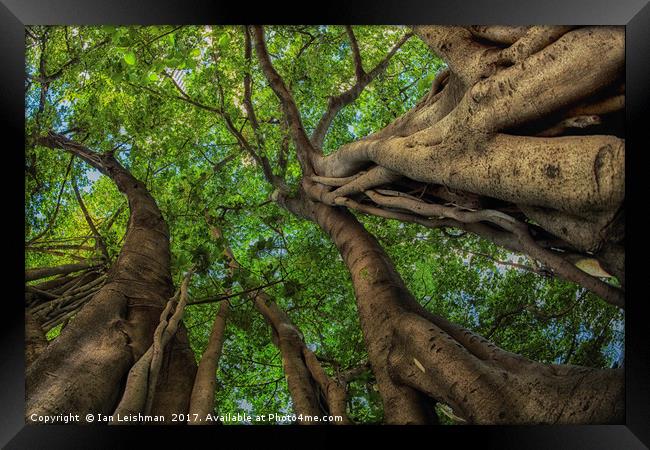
[
  {"xmin": 113, "ymin": 270, "xmax": 193, "ymax": 424},
  {"xmin": 252, "ymin": 24, "xmax": 625, "ymax": 424},
  {"xmin": 310, "ymin": 203, "xmax": 439, "ymax": 424},
  {"xmin": 27, "ymin": 134, "xmax": 196, "ymax": 422},
  {"xmin": 282, "ymin": 194, "xmax": 437, "ymax": 424},
  {"xmin": 25, "ymin": 311, "xmax": 47, "ymax": 368},
  {"xmin": 188, "ymin": 300, "xmax": 229, "ymax": 424},
  {"xmin": 253, "ymin": 292, "xmax": 331, "ymax": 421},
  {"xmin": 283, "ymin": 193, "xmax": 623, "ymax": 424},
  {"xmin": 389, "ymin": 312, "xmax": 623, "ymax": 424}
]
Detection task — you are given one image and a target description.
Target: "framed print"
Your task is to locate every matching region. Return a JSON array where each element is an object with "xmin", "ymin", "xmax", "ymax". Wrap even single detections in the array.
[{"xmin": 2, "ymin": 0, "xmax": 649, "ymax": 447}]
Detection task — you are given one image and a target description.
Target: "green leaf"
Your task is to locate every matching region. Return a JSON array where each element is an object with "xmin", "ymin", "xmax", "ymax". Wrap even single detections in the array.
[
  {"xmin": 123, "ymin": 52, "xmax": 136, "ymax": 65},
  {"xmin": 148, "ymin": 72, "xmax": 159, "ymax": 82},
  {"xmin": 218, "ymin": 33, "xmax": 230, "ymax": 48}
]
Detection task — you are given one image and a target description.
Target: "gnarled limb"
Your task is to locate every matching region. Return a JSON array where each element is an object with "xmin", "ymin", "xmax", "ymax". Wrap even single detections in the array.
[
  {"xmin": 388, "ymin": 312, "xmax": 623, "ymax": 424},
  {"xmin": 145, "ymin": 270, "xmax": 194, "ymax": 414},
  {"xmin": 29, "ymin": 273, "xmax": 107, "ymax": 330},
  {"xmin": 498, "ymin": 26, "xmax": 574, "ymax": 65},
  {"xmin": 302, "ymin": 348, "xmax": 350, "ymax": 424},
  {"xmin": 111, "ymin": 270, "xmax": 193, "ymax": 421},
  {"xmin": 412, "ymin": 26, "xmax": 498, "ymax": 86},
  {"xmin": 424, "ymin": 67, "xmax": 449, "ymax": 103},
  {"xmin": 315, "ymin": 132, "xmax": 624, "ymax": 216},
  {"xmin": 364, "ymin": 189, "xmax": 624, "ymax": 308},
  {"xmin": 256, "ymin": 25, "xmax": 625, "ymax": 423},
  {"xmin": 292, "ymin": 194, "xmax": 623, "ymax": 423},
  {"xmin": 241, "ymin": 27, "xmax": 290, "ymax": 193},
  {"xmin": 308, "ymin": 166, "xmax": 401, "ymax": 205},
  {"xmin": 518, "ymin": 205, "xmax": 622, "ymax": 254},
  {"xmin": 314, "ymin": 27, "xmax": 624, "ymax": 185}
]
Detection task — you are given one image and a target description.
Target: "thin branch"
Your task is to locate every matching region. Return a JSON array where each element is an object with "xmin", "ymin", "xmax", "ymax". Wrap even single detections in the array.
[
  {"xmin": 187, "ymin": 279, "xmax": 285, "ymax": 306},
  {"xmin": 464, "ymin": 250, "xmax": 542, "ymax": 274},
  {"xmin": 161, "ymin": 71, "xmax": 221, "ymax": 114},
  {"xmin": 72, "ymin": 176, "xmax": 109, "ymax": 260},
  {"xmin": 26, "ymin": 154, "xmax": 74, "ymax": 245},
  {"xmin": 345, "ymin": 26, "xmax": 365, "ymax": 80},
  {"xmin": 311, "ymin": 30, "xmax": 413, "ymax": 149},
  {"xmin": 162, "ymin": 62, "xmax": 287, "ymax": 192}
]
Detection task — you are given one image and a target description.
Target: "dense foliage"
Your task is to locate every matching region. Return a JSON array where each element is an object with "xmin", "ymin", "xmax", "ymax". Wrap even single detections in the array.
[{"xmin": 25, "ymin": 25, "xmax": 623, "ymax": 424}]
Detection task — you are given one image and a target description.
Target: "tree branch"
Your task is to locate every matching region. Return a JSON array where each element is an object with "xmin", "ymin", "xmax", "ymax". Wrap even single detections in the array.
[
  {"xmin": 26, "ymin": 154, "xmax": 74, "ymax": 245},
  {"xmin": 311, "ymin": 29, "xmax": 412, "ymax": 149},
  {"xmin": 250, "ymin": 25, "xmax": 318, "ymax": 175},
  {"xmin": 412, "ymin": 26, "xmax": 496, "ymax": 86},
  {"xmin": 345, "ymin": 26, "xmax": 365, "ymax": 80},
  {"xmin": 364, "ymin": 189, "xmax": 624, "ymax": 308},
  {"xmin": 72, "ymin": 176, "xmax": 109, "ymax": 260}
]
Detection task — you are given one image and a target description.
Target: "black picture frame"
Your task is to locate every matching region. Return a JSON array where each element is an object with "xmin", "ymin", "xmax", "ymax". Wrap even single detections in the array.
[{"xmin": 2, "ymin": 1, "xmax": 649, "ymax": 447}]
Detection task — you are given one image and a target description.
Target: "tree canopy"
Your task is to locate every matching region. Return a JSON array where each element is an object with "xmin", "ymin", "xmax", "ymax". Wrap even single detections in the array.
[{"xmin": 25, "ymin": 25, "xmax": 624, "ymax": 424}]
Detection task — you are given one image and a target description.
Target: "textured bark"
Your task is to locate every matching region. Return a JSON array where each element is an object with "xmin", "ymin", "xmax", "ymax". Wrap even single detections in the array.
[
  {"xmin": 519, "ymin": 205, "xmax": 623, "ymax": 254},
  {"xmin": 25, "ymin": 311, "xmax": 47, "ymax": 368},
  {"xmin": 301, "ymin": 26, "xmax": 626, "ymax": 302},
  {"xmin": 313, "ymin": 132, "xmax": 624, "ymax": 216},
  {"xmin": 27, "ymin": 133, "xmax": 196, "ymax": 422},
  {"xmin": 24, "ymin": 25, "xmax": 626, "ymax": 427},
  {"xmin": 250, "ymin": 25, "xmax": 625, "ymax": 423},
  {"xmin": 282, "ymin": 194, "xmax": 438, "ymax": 424},
  {"xmin": 388, "ymin": 312, "xmax": 623, "ymax": 424},
  {"xmin": 120, "ymin": 24, "xmax": 626, "ymax": 425},
  {"xmin": 251, "ymin": 288, "xmax": 351, "ymax": 424},
  {"xmin": 312, "ymin": 27, "xmax": 625, "ymax": 205},
  {"xmin": 301, "ymin": 348, "xmax": 350, "ymax": 423},
  {"xmin": 110, "ymin": 271, "xmax": 197, "ymax": 424},
  {"xmin": 149, "ymin": 323, "xmax": 197, "ymax": 423},
  {"xmin": 277, "ymin": 190, "xmax": 623, "ymax": 424},
  {"xmin": 25, "ymin": 260, "xmax": 101, "ymax": 282},
  {"xmin": 254, "ymin": 293, "xmax": 328, "ymax": 420},
  {"xmin": 361, "ymin": 189, "xmax": 623, "ymax": 308},
  {"xmin": 468, "ymin": 25, "xmax": 529, "ymax": 45},
  {"xmin": 188, "ymin": 300, "xmax": 229, "ymax": 424},
  {"xmin": 27, "ymin": 271, "xmax": 106, "ymax": 332}
]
